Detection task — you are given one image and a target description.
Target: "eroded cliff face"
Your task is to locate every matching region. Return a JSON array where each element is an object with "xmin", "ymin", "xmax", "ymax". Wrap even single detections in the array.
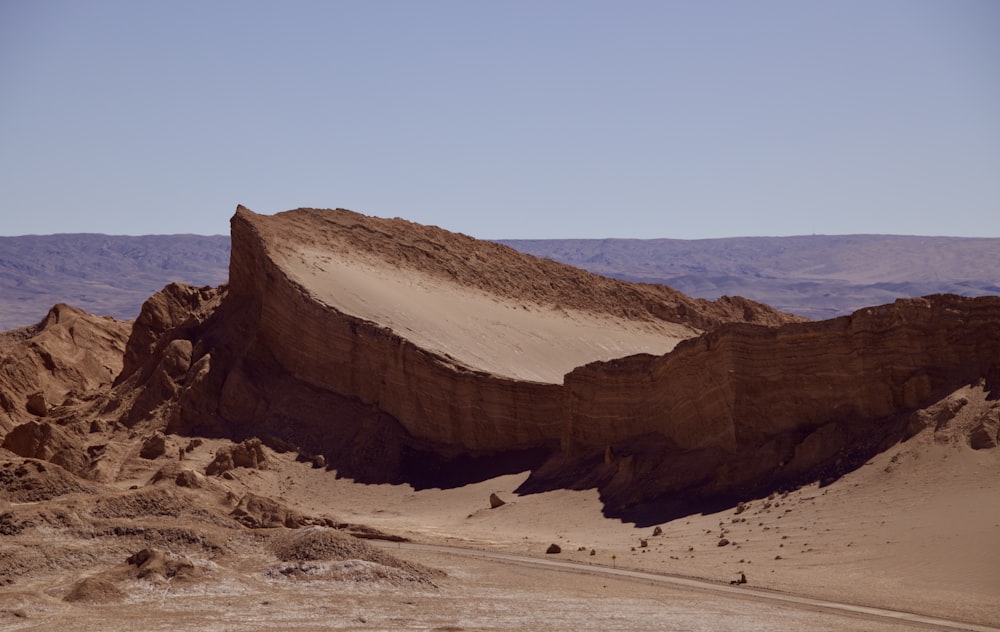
[
  {"xmin": 107, "ymin": 207, "xmax": 1000, "ymax": 502},
  {"xmin": 8, "ymin": 206, "xmax": 994, "ymax": 514},
  {"xmin": 543, "ymin": 295, "xmax": 1000, "ymax": 518},
  {"xmin": 145, "ymin": 206, "xmax": 798, "ymax": 485}
]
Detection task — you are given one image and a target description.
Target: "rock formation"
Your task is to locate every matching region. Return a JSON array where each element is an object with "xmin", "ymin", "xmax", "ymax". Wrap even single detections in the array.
[
  {"xmin": 0, "ymin": 304, "xmax": 130, "ymax": 433},
  {"xmin": 2, "ymin": 205, "xmax": 998, "ymax": 520},
  {"xmin": 123, "ymin": 206, "xmax": 798, "ymax": 487},
  {"xmin": 538, "ymin": 294, "xmax": 1000, "ymax": 518}
]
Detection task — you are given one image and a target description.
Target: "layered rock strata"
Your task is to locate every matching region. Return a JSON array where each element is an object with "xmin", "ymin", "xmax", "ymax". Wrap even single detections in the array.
[
  {"xmin": 545, "ymin": 294, "xmax": 1000, "ymax": 517},
  {"xmin": 5, "ymin": 205, "xmax": 997, "ymax": 517},
  {"xmin": 139, "ymin": 206, "xmax": 797, "ymax": 485}
]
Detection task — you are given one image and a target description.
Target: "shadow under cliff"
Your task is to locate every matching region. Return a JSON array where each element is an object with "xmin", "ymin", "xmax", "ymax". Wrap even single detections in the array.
[{"xmin": 516, "ymin": 408, "xmax": 930, "ymax": 528}]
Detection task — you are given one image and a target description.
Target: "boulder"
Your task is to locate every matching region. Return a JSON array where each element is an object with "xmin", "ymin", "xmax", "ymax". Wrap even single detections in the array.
[
  {"xmin": 489, "ymin": 493, "xmax": 506, "ymax": 509},
  {"xmin": 206, "ymin": 438, "xmax": 269, "ymax": 476},
  {"xmin": 1, "ymin": 421, "xmax": 89, "ymax": 474},
  {"xmin": 968, "ymin": 410, "xmax": 1000, "ymax": 450},
  {"xmin": 139, "ymin": 432, "xmax": 167, "ymax": 459},
  {"xmin": 229, "ymin": 493, "xmax": 334, "ymax": 529},
  {"xmin": 25, "ymin": 392, "xmax": 48, "ymax": 417},
  {"xmin": 126, "ymin": 548, "xmax": 198, "ymax": 581}
]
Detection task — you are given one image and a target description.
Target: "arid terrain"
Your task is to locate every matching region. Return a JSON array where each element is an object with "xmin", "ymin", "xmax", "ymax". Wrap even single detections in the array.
[{"xmin": 1, "ymin": 206, "xmax": 999, "ymax": 631}]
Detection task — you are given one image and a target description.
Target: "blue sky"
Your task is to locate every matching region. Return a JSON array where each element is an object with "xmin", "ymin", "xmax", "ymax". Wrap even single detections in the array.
[{"xmin": 1, "ymin": 1, "xmax": 998, "ymax": 239}]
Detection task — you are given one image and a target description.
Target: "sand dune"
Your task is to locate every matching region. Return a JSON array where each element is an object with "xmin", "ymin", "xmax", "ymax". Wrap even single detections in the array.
[{"xmin": 283, "ymin": 248, "xmax": 695, "ymax": 383}]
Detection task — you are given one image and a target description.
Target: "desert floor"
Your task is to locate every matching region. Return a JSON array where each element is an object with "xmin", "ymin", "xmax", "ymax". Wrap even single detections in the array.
[{"xmin": 3, "ymin": 413, "xmax": 997, "ymax": 632}]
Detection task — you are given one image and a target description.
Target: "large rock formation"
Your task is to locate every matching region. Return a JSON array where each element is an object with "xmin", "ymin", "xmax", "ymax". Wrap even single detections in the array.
[
  {"xmin": 541, "ymin": 294, "xmax": 1000, "ymax": 518},
  {"xmin": 130, "ymin": 206, "xmax": 798, "ymax": 486},
  {"xmin": 5, "ymin": 205, "xmax": 998, "ymax": 519}
]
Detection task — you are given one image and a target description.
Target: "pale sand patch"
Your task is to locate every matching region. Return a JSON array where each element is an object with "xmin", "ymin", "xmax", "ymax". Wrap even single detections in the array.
[{"xmin": 278, "ymin": 247, "xmax": 697, "ymax": 383}]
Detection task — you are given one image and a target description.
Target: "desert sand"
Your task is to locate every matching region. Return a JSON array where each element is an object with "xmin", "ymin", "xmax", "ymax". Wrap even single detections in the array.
[
  {"xmin": 2, "ymin": 410, "xmax": 997, "ymax": 631},
  {"xmin": 282, "ymin": 248, "xmax": 696, "ymax": 383}
]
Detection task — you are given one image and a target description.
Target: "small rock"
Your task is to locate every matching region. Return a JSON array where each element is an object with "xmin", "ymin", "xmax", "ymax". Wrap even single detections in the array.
[
  {"xmin": 489, "ymin": 493, "xmax": 506, "ymax": 509},
  {"xmin": 639, "ymin": 539, "xmax": 648, "ymax": 548},
  {"xmin": 545, "ymin": 543, "xmax": 561, "ymax": 554},
  {"xmin": 717, "ymin": 538, "xmax": 730, "ymax": 547},
  {"xmin": 589, "ymin": 549, "xmax": 596, "ymax": 556},
  {"xmin": 25, "ymin": 392, "xmax": 48, "ymax": 417},
  {"xmin": 139, "ymin": 433, "xmax": 167, "ymax": 460},
  {"xmin": 968, "ymin": 411, "xmax": 999, "ymax": 450},
  {"xmin": 652, "ymin": 526, "xmax": 663, "ymax": 536},
  {"xmin": 175, "ymin": 470, "xmax": 201, "ymax": 488},
  {"xmin": 184, "ymin": 439, "xmax": 203, "ymax": 453},
  {"xmin": 735, "ymin": 501, "xmax": 749, "ymax": 515}
]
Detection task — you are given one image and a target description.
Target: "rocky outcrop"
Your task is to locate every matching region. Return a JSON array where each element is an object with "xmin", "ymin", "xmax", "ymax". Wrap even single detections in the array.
[
  {"xmin": 101, "ymin": 206, "xmax": 1000, "ymax": 513},
  {"xmin": 205, "ymin": 439, "xmax": 269, "ymax": 476},
  {"xmin": 534, "ymin": 295, "xmax": 1000, "ymax": 517},
  {"xmin": 148, "ymin": 206, "xmax": 796, "ymax": 485},
  {"xmin": 2, "ymin": 421, "xmax": 90, "ymax": 475},
  {"xmin": 25, "ymin": 206, "xmax": 994, "ymax": 518},
  {"xmin": 0, "ymin": 304, "xmax": 130, "ymax": 434},
  {"xmin": 229, "ymin": 493, "xmax": 336, "ymax": 529}
]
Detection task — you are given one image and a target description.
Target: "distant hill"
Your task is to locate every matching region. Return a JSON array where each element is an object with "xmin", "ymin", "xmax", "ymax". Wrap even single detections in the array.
[
  {"xmin": 499, "ymin": 235, "xmax": 1000, "ymax": 320},
  {"xmin": 2, "ymin": 232, "xmax": 998, "ymax": 330},
  {"xmin": 0, "ymin": 234, "xmax": 230, "ymax": 330}
]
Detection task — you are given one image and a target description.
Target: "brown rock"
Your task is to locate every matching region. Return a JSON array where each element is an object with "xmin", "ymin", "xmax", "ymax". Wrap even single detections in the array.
[
  {"xmin": 139, "ymin": 432, "xmax": 167, "ymax": 459},
  {"xmin": 61, "ymin": 206, "xmax": 1000, "ymax": 519},
  {"xmin": 126, "ymin": 548, "xmax": 198, "ymax": 581},
  {"xmin": 1, "ymin": 421, "xmax": 89, "ymax": 474},
  {"xmin": 969, "ymin": 410, "xmax": 1000, "ymax": 450},
  {"xmin": 117, "ymin": 283, "xmax": 225, "ymax": 384},
  {"xmin": 25, "ymin": 392, "xmax": 48, "ymax": 417},
  {"xmin": 206, "ymin": 438, "xmax": 269, "ymax": 476},
  {"xmin": 229, "ymin": 493, "xmax": 333, "ymax": 529},
  {"xmin": 0, "ymin": 304, "xmax": 129, "ymax": 433},
  {"xmin": 489, "ymin": 493, "xmax": 506, "ymax": 508},
  {"xmin": 545, "ymin": 544, "xmax": 561, "ymax": 554}
]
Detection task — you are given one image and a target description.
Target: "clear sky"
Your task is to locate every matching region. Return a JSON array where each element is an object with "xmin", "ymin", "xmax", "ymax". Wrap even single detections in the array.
[{"xmin": 1, "ymin": 1, "xmax": 998, "ymax": 239}]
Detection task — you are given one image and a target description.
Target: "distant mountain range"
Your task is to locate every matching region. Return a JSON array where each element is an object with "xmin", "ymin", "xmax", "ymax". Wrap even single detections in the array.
[
  {"xmin": 500, "ymin": 235, "xmax": 1000, "ymax": 320},
  {"xmin": 0, "ymin": 234, "xmax": 230, "ymax": 331},
  {"xmin": 1, "ymin": 232, "xmax": 997, "ymax": 330}
]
